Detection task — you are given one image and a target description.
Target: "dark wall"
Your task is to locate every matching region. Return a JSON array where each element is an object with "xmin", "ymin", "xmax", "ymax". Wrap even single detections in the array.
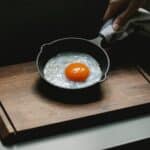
[{"xmin": 0, "ymin": 0, "xmax": 108, "ymax": 65}]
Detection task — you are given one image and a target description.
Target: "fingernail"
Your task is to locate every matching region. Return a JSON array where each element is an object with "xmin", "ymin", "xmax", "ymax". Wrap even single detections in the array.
[{"xmin": 113, "ymin": 23, "xmax": 120, "ymax": 31}]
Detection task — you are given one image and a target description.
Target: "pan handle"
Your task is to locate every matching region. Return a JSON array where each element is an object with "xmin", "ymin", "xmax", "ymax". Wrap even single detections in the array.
[
  {"xmin": 89, "ymin": 35, "xmax": 104, "ymax": 48},
  {"xmin": 89, "ymin": 19, "xmax": 115, "ymax": 48}
]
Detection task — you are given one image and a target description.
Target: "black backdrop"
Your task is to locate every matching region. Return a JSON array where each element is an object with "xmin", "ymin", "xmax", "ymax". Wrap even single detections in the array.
[{"xmin": 0, "ymin": 0, "xmax": 108, "ymax": 65}]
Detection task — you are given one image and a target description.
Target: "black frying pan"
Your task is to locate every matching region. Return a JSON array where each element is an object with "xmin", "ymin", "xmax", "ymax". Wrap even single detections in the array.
[{"xmin": 36, "ymin": 33, "xmax": 110, "ymax": 91}]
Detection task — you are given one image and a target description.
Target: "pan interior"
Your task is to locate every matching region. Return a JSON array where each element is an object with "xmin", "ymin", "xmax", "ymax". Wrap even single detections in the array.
[{"xmin": 43, "ymin": 51, "xmax": 102, "ymax": 89}]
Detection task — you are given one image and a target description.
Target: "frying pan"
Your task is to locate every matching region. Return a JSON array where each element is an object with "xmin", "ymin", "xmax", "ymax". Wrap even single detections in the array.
[{"xmin": 36, "ymin": 32, "xmax": 110, "ymax": 91}]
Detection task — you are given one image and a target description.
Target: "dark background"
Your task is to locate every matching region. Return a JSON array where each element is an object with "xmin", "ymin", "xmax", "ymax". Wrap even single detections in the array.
[{"xmin": 0, "ymin": 0, "xmax": 109, "ymax": 65}]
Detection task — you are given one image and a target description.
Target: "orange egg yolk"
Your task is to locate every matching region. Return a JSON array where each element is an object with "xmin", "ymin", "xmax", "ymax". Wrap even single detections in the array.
[{"xmin": 65, "ymin": 63, "xmax": 90, "ymax": 82}]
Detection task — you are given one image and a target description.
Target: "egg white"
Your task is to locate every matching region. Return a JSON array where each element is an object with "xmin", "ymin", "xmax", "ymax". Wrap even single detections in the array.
[{"xmin": 43, "ymin": 52, "xmax": 102, "ymax": 89}]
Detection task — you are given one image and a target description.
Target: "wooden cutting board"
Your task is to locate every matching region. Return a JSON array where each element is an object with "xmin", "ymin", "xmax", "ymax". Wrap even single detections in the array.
[{"xmin": 0, "ymin": 62, "xmax": 150, "ymax": 143}]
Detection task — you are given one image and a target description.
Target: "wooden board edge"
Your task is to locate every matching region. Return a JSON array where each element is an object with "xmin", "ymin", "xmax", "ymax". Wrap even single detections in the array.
[
  {"xmin": 137, "ymin": 66, "xmax": 150, "ymax": 83},
  {"xmin": 5, "ymin": 103, "xmax": 150, "ymax": 145},
  {"xmin": 0, "ymin": 102, "xmax": 16, "ymax": 140}
]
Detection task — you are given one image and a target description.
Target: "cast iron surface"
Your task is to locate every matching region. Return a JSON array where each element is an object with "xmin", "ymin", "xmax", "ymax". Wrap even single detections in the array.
[{"xmin": 36, "ymin": 37, "xmax": 110, "ymax": 90}]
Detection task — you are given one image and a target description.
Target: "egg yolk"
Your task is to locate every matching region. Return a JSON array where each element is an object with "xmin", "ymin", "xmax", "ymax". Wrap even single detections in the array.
[{"xmin": 65, "ymin": 63, "xmax": 90, "ymax": 82}]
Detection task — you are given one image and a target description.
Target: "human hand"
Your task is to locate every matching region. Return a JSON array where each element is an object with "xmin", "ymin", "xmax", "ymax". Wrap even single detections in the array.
[{"xmin": 103, "ymin": 0, "xmax": 146, "ymax": 31}]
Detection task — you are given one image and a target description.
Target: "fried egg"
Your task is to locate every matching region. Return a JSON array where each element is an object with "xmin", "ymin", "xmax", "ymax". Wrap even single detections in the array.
[{"xmin": 43, "ymin": 52, "xmax": 102, "ymax": 89}]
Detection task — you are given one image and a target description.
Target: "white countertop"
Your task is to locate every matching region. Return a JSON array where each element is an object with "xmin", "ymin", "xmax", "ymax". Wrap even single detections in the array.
[{"xmin": 1, "ymin": 113, "xmax": 150, "ymax": 150}]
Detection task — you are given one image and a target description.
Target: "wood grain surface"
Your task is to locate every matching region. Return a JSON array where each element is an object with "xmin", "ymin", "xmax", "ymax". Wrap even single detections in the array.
[{"xmin": 0, "ymin": 62, "xmax": 150, "ymax": 142}]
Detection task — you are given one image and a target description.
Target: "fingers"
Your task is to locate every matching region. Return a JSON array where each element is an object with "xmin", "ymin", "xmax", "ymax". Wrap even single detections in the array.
[
  {"xmin": 103, "ymin": 0, "xmax": 146, "ymax": 31},
  {"xmin": 103, "ymin": 0, "xmax": 129, "ymax": 21},
  {"xmin": 113, "ymin": 0, "xmax": 146, "ymax": 30}
]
